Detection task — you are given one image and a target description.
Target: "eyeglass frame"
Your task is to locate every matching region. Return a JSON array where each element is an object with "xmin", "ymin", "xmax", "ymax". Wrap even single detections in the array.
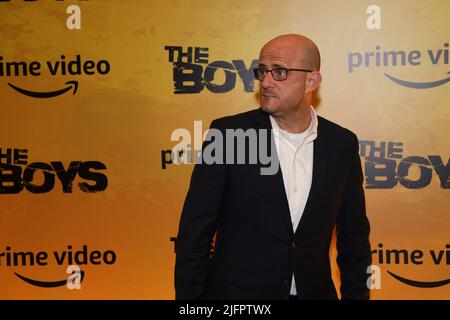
[{"xmin": 253, "ymin": 67, "xmax": 313, "ymax": 81}]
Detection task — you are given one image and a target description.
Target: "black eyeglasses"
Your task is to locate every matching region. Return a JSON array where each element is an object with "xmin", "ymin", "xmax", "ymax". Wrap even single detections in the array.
[{"xmin": 253, "ymin": 67, "xmax": 313, "ymax": 81}]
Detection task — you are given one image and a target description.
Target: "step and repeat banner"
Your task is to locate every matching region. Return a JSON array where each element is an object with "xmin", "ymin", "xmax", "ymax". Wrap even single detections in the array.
[{"xmin": 0, "ymin": 0, "xmax": 448, "ymax": 299}]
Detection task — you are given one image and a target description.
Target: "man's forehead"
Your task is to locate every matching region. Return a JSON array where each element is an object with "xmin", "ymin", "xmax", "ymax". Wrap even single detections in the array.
[{"xmin": 259, "ymin": 46, "xmax": 302, "ymax": 66}]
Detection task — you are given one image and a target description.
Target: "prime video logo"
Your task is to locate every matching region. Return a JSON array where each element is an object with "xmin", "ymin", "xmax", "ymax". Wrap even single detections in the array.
[{"xmin": 348, "ymin": 43, "xmax": 449, "ymax": 89}]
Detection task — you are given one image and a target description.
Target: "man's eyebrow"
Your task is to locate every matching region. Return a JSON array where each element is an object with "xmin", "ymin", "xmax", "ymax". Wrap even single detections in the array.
[
  {"xmin": 258, "ymin": 63, "xmax": 286, "ymax": 68},
  {"xmin": 272, "ymin": 63, "xmax": 285, "ymax": 68}
]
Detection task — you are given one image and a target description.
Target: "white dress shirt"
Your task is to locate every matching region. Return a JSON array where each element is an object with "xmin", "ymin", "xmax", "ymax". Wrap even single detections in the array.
[{"xmin": 269, "ymin": 106, "xmax": 318, "ymax": 295}]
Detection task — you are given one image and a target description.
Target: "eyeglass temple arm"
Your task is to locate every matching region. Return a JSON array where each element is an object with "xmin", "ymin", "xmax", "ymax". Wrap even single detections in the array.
[{"xmin": 288, "ymin": 68, "xmax": 313, "ymax": 73}]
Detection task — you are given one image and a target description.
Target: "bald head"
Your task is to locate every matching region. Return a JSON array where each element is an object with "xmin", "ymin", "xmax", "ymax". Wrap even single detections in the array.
[{"xmin": 261, "ymin": 34, "xmax": 321, "ymax": 71}]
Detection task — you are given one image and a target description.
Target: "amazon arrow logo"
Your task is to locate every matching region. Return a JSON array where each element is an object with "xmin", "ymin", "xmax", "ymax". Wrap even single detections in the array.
[
  {"xmin": 7, "ymin": 81, "xmax": 78, "ymax": 98},
  {"xmin": 388, "ymin": 271, "xmax": 450, "ymax": 288},
  {"xmin": 15, "ymin": 269, "xmax": 85, "ymax": 288},
  {"xmin": 384, "ymin": 71, "xmax": 450, "ymax": 89}
]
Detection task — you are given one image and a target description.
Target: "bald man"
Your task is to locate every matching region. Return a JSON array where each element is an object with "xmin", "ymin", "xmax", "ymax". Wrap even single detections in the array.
[{"xmin": 175, "ymin": 34, "xmax": 371, "ymax": 300}]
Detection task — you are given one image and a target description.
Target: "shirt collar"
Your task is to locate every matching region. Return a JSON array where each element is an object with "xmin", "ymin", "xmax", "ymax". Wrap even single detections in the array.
[{"xmin": 269, "ymin": 106, "xmax": 318, "ymax": 143}]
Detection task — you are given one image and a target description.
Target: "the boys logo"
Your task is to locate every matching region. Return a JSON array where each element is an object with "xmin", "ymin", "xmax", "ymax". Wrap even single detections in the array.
[
  {"xmin": 164, "ymin": 46, "xmax": 258, "ymax": 94},
  {"xmin": 0, "ymin": 148, "xmax": 108, "ymax": 194},
  {"xmin": 359, "ymin": 141, "xmax": 449, "ymax": 189}
]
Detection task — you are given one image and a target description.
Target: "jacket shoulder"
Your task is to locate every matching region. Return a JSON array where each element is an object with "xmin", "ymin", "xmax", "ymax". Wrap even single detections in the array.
[
  {"xmin": 209, "ymin": 108, "xmax": 264, "ymax": 128},
  {"xmin": 318, "ymin": 115, "xmax": 358, "ymax": 143}
]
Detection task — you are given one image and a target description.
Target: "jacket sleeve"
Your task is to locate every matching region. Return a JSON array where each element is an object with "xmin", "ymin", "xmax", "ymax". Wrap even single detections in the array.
[
  {"xmin": 336, "ymin": 133, "xmax": 372, "ymax": 300},
  {"xmin": 174, "ymin": 119, "xmax": 227, "ymax": 299}
]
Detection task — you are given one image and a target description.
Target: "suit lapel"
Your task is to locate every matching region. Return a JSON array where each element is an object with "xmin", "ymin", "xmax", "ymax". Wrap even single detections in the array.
[
  {"xmin": 294, "ymin": 117, "xmax": 329, "ymax": 238},
  {"xmin": 252, "ymin": 109, "xmax": 295, "ymax": 236}
]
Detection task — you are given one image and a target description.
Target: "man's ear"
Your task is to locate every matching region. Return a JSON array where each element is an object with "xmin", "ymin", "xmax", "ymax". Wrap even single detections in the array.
[{"xmin": 305, "ymin": 71, "xmax": 321, "ymax": 93}]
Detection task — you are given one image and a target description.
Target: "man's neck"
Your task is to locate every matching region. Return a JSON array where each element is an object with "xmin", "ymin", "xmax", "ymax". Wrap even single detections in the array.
[{"xmin": 272, "ymin": 106, "xmax": 312, "ymax": 133}]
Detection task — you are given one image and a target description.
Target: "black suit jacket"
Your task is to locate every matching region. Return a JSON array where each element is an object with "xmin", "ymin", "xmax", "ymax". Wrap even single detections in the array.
[{"xmin": 175, "ymin": 108, "xmax": 371, "ymax": 300}]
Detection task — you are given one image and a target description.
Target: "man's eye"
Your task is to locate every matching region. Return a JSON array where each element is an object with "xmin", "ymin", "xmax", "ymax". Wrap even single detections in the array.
[{"xmin": 274, "ymin": 69, "xmax": 286, "ymax": 76}]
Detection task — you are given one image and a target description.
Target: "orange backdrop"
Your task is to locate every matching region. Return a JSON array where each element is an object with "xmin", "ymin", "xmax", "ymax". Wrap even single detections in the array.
[{"xmin": 0, "ymin": 0, "xmax": 448, "ymax": 299}]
